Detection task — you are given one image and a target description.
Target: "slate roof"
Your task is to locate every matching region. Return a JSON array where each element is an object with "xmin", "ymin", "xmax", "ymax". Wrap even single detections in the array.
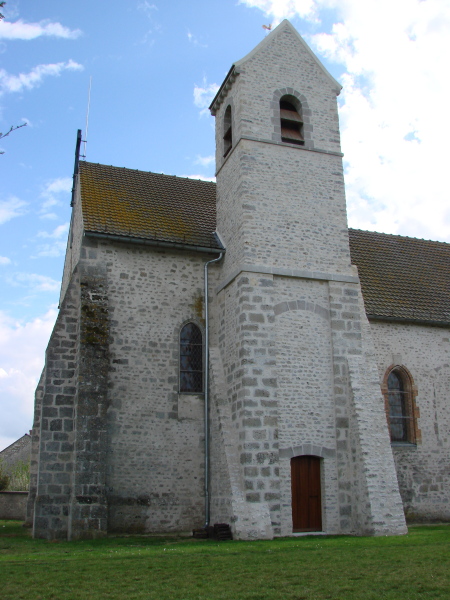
[
  {"xmin": 79, "ymin": 162, "xmax": 221, "ymax": 251},
  {"xmin": 349, "ymin": 229, "xmax": 450, "ymax": 324},
  {"xmin": 78, "ymin": 162, "xmax": 449, "ymax": 325}
]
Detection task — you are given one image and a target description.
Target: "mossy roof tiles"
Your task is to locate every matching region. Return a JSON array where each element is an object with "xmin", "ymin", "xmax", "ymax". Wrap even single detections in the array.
[
  {"xmin": 79, "ymin": 161, "xmax": 220, "ymax": 250},
  {"xmin": 79, "ymin": 162, "xmax": 449, "ymax": 325},
  {"xmin": 349, "ymin": 229, "xmax": 450, "ymax": 324}
]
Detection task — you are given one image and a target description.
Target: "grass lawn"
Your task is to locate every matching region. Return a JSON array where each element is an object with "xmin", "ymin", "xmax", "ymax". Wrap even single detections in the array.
[{"xmin": 1, "ymin": 521, "xmax": 449, "ymax": 600}]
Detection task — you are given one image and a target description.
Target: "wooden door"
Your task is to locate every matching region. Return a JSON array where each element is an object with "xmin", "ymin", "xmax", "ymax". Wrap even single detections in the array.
[{"xmin": 291, "ymin": 455, "xmax": 322, "ymax": 532}]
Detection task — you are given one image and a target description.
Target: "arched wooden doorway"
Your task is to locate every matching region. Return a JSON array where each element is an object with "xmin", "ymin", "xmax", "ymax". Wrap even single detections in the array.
[{"xmin": 291, "ymin": 455, "xmax": 322, "ymax": 532}]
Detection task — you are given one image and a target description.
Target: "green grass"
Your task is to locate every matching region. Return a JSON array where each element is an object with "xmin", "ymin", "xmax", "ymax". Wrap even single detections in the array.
[{"xmin": 1, "ymin": 521, "xmax": 450, "ymax": 600}]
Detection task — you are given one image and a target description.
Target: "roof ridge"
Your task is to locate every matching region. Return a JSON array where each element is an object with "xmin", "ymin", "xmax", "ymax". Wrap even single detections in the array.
[
  {"xmin": 80, "ymin": 161, "xmax": 216, "ymax": 184},
  {"xmin": 349, "ymin": 227, "xmax": 449, "ymax": 246}
]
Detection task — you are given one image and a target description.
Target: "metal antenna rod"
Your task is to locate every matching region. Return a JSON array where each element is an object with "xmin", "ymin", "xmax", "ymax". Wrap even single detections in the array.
[{"xmin": 82, "ymin": 76, "xmax": 92, "ymax": 159}]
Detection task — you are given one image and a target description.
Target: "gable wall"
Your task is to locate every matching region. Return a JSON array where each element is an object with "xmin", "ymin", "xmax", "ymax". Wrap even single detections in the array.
[
  {"xmin": 0, "ymin": 435, "xmax": 31, "ymax": 470},
  {"xmin": 60, "ymin": 181, "xmax": 84, "ymax": 304}
]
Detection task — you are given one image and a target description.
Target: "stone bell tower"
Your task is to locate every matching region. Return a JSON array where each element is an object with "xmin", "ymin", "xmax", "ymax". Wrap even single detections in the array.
[{"xmin": 208, "ymin": 20, "xmax": 407, "ymax": 538}]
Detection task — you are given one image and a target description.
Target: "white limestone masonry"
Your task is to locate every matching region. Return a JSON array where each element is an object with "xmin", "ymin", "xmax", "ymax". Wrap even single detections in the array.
[{"xmin": 29, "ymin": 19, "xmax": 447, "ymax": 541}]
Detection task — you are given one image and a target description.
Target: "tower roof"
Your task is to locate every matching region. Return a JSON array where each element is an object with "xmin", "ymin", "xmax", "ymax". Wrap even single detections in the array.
[{"xmin": 210, "ymin": 20, "xmax": 341, "ymax": 115}]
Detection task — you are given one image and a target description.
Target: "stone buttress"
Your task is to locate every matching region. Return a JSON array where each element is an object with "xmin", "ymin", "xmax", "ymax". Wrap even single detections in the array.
[{"xmin": 32, "ymin": 262, "xmax": 109, "ymax": 540}]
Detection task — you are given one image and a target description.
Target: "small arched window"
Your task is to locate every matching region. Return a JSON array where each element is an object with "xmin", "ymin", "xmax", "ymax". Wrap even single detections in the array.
[
  {"xmin": 386, "ymin": 368, "xmax": 416, "ymax": 443},
  {"xmin": 223, "ymin": 105, "xmax": 232, "ymax": 157},
  {"xmin": 280, "ymin": 96, "xmax": 304, "ymax": 145},
  {"xmin": 179, "ymin": 323, "xmax": 203, "ymax": 393}
]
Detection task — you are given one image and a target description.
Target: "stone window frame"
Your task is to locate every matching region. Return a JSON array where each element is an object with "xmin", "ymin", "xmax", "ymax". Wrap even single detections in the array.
[
  {"xmin": 178, "ymin": 320, "xmax": 205, "ymax": 394},
  {"xmin": 271, "ymin": 88, "xmax": 314, "ymax": 150},
  {"xmin": 381, "ymin": 365, "xmax": 421, "ymax": 445}
]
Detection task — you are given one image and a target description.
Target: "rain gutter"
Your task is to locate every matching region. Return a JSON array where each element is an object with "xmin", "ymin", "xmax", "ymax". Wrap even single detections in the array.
[
  {"xmin": 84, "ymin": 231, "xmax": 223, "ymax": 255},
  {"xmin": 367, "ymin": 314, "xmax": 450, "ymax": 328}
]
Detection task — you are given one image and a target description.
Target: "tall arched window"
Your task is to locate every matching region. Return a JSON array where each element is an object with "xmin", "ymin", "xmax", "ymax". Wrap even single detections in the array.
[
  {"xmin": 280, "ymin": 96, "xmax": 304, "ymax": 145},
  {"xmin": 223, "ymin": 105, "xmax": 232, "ymax": 157},
  {"xmin": 179, "ymin": 323, "xmax": 203, "ymax": 393},
  {"xmin": 385, "ymin": 367, "xmax": 418, "ymax": 444}
]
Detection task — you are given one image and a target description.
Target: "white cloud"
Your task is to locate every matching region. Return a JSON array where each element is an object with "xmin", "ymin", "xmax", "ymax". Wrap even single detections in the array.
[
  {"xmin": 0, "ymin": 256, "xmax": 11, "ymax": 265},
  {"xmin": 0, "ymin": 60, "xmax": 83, "ymax": 95},
  {"xmin": 0, "ymin": 307, "xmax": 57, "ymax": 450},
  {"xmin": 0, "ymin": 197, "xmax": 27, "ymax": 224},
  {"xmin": 239, "ymin": 0, "xmax": 450, "ymax": 241},
  {"xmin": 183, "ymin": 174, "xmax": 216, "ymax": 182},
  {"xmin": 0, "ymin": 19, "xmax": 82, "ymax": 40},
  {"xmin": 9, "ymin": 273, "xmax": 60, "ymax": 293},
  {"xmin": 136, "ymin": 1, "xmax": 161, "ymax": 43},
  {"xmin": 34, "ymin": 223, "xmax": 70, "ymax": 258},
  {"xmin": 40, "ymin": 177, "xmax": 72, "ymax": 215},
  {"xmin": 138, "ymin": 2, "xmax": 158, "ymax": 16},
  {"xmin": 44, "ymin": 177, "xmax": 73, "ymax": 195},
  {"xmin": 187, "ymin": 30, "xmax": 207, "ymax": 47},
  {"xmin": 195, "ymin": 155, "xmax": 215, "ymax": 167},
  {"xmin": 193, "ymin": 79, "xmax": 219, "ymax": 116},
  {"xmin": 239, "ymin": 0, "xmax": 318, "ymax": 25},
  {"xmin": 39, "ymin": 212, "xmax": 58, "ymax": 221},
  {"xmin": 37, "ymin": 223, "xmax": 69, "ymax": 239},
  {"xmin": 33, "ymin": 241, "xmax": 67, "ymax": 259}
]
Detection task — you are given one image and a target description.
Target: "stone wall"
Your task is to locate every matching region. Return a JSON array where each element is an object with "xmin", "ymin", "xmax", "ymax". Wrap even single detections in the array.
[
  {"xmin": 29, "ymin": 20, "xmax": 433, "ymax": 540},
  {"xmin": 371, "ymin": 321, "xmax": 450, "ymax": 522},
  {"xmin": 60, "ymin": 177, "xmax": 83, "ymax": 303},
  {"xmin": 275, "ymin": 276, "xmax": 339, "ymax": 535},
  {"xmin": 91, "ymin": 238, "xmax": 212, "ymax": 533},
  {"xmin": 26, "ymin": 374, "xmax": 43, "ymax": 526},
  {"xmin": 32, "ymin": 270, "xmax": 80, "ymax": 539},
  {"xmin": 0, "ymin": 492, "xmax": 28, "ymax": 520},
  {"xmin": 69, "ymin": 263, "xmax": 110, "ymax": 539},
  {"xmin": 32, "ymin": 260, "xmax": 111, "ymax": 540},
  {"xmin": 214, "ymin": 21, "xmax": 342, "ymax": 170},
  {"xmin": 212, "ymin": 19, "xmax": 406, "ymax": 538},
  {"xmin": 214, "ymin": 27, "xmax": 350, "ymax": 283},
  {"xmin": 32, "ymin": 233, "xmax": 223, "ymax": 538}
]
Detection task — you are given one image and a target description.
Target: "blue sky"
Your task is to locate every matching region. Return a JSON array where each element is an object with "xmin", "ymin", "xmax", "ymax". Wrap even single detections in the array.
[{"xmin": 1, "ymin": 0, "xmax": 449, "ymax": 450}]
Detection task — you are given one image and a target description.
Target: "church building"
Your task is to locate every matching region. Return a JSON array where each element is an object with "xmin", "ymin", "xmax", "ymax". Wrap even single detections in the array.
[{"xmin": 28, "ymin": 20, "xmax": 450, "ymax": 540}]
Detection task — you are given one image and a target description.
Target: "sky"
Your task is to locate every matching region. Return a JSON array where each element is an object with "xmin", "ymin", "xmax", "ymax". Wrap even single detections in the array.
[{"xmin": 1, "ymin": 0, "xmax": 449, "ymax": 451}]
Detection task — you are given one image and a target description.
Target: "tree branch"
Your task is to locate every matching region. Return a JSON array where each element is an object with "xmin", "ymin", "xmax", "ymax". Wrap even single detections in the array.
[{"xmin": 0, "ymin": 122, "xmax": 27, "ymax": 154}]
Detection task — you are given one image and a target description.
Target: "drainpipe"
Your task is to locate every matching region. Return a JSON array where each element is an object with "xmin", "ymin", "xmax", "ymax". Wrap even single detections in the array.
[{"xmin": 203, "ymin": 248, "xmax": 224, "ymax": 529}]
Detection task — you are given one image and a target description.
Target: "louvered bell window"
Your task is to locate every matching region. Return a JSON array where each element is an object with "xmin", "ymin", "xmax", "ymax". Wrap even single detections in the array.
[
  {"xmin": 280, "ymin": 99, "xmax": 304, "ymax": 145},
  {"xmin": 180, "ymin": 323, "xmax": 203, "ymax": 393},
  {"xmin": 223, "ymin": 105, "xmax": 232, "ymax": 157}
]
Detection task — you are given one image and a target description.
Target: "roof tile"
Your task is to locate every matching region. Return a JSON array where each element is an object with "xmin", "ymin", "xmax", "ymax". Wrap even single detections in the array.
[
  {"xmin": 349, "ymin": 229, "xmax": 450, "ymax": 324},
  {"xmin": 79, "ymin": 162, "xmax": 220, "ymax": 250},
  {"xmin": 78, "ymin": 162, "xmax": 449, "ymax": 324}
]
